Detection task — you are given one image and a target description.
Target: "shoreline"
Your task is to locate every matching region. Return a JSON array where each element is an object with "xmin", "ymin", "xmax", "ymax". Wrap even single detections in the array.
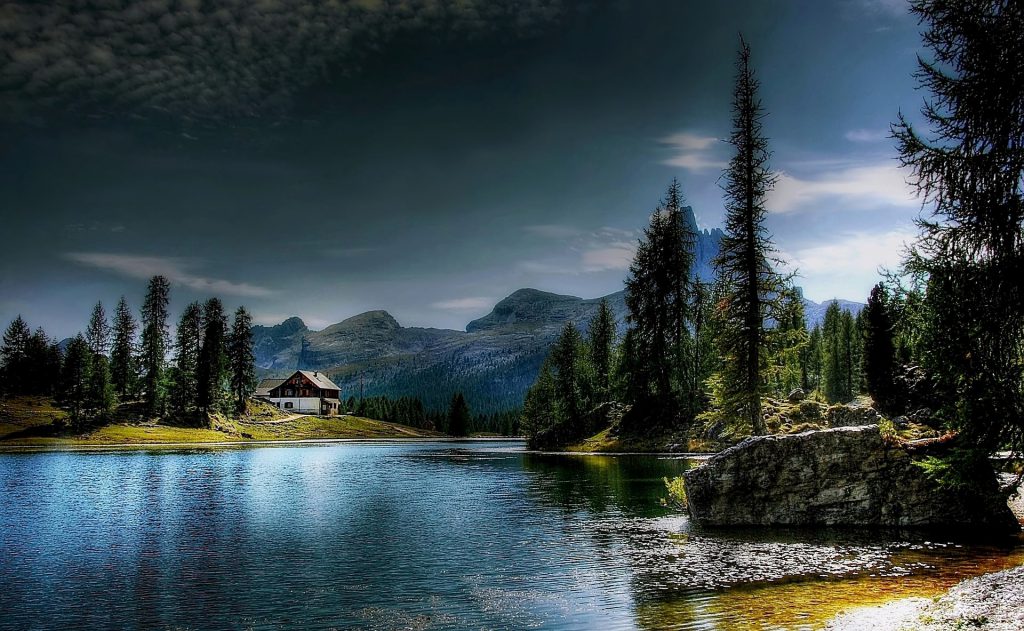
[
  {"xmin": 826, "ymin": 564, "xmax": 1024, "ymax": 630},
  {"xmin": 0, "ymin": 435, "xmax": 525, "ymax": 453}
]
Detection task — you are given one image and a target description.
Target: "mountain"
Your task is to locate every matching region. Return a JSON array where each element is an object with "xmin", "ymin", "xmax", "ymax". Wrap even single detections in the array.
[
  {"xmin": 251, "ymin": 289, "xmax": 629, "ymax": 414},
  {"xmin": 802, "ymin": 297, "xmax": 865, "ymax": 329},
  {"xmin": 250, "ymin": 208, "xmax": 862, "ymax": 413}
]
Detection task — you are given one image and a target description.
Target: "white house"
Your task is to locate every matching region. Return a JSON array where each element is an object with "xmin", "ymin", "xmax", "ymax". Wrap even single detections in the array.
[{"xmin": 257, "ymin": 370, "xmax": 342, "ymax": 415}]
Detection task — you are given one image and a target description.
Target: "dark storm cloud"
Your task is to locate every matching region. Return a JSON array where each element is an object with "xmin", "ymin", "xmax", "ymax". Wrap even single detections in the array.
[{"xmin": 0, "ymin": 0, "xmax": 564, "ymax": 120}]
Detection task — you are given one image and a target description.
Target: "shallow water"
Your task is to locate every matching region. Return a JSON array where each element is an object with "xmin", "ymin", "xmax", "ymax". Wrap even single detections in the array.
[{"xmin": 0, "ymin": 440, "xmax": 1020, "ymax": 630}]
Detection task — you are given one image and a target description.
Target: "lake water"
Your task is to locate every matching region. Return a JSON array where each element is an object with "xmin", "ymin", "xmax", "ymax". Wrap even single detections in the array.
[{"xmin": 1, "ymin": 440, "xmax": 1021, "ymax": 630}]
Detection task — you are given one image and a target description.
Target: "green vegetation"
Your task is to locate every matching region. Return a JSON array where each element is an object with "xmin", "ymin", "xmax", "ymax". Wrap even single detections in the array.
[{"xmin": 0, "ymin": 396, "xmax": 442, "ymax": 446}]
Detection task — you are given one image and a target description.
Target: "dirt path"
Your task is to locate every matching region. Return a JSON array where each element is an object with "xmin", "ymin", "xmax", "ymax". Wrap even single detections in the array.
[{"xmin": 252, "ymin": 413, "xmax": 311, "ymax": 424}]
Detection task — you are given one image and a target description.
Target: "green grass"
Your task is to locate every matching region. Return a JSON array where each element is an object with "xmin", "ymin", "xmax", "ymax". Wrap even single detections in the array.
[{"xmin": 0, "ymin": 396, "xmax": 443, "ymax": 447}]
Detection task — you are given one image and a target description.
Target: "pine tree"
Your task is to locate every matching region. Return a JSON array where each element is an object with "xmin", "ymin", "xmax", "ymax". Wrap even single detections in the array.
[
  {"xmin": 771, "ymin": 287, "xmax": 809, "ymax": 396},
  {"xmin": 85, "ymin": 302, "xmax": 110, "ymax": 357},
  {"xmin": 59, "ymin": 334, "xmax": 92, "ymax": 429},
  {"xmin": 587, "ymin": 299, "xmax": 616, "ymax": 401},
  {"xmin": 894, "ymin": 0, "xmax": 1024, "ymax": 457},
  {"xmin": 804, "ymin": 325, "xmax": 823, "ymax": 392},
  {"xmin": 197, "ymin": 298, "xmax": 228, "ymax": 414},
  {"xmin": 821, "ymin": 302, "xmax": 849, "ymax": 403},
  {"xmin": 623, "ymin": 179, "xmax": 698, "ymax": 430},
  {"xmin": 140, "ymin": 276, "xmax": 171, "ymax": 416},
  {"xmin": 447, "ymin": 392, "xmax": 471, "ymax": 437},
  {"xmin": 522, "ymin": 360, "xmax": 557, "ymax": 447},
  {"xmin": 110, "ymin": 297, "xmax": 138, "ymax": 399},
  {"xmin": 713, "ymin": 37, "xmax": 782, "ymax": 435},
  {"xmin": 863, "ymin": 283, "xmax": 898, "ymax": 412},
  {"xmin": 551, "ymin": 321, "xmax": 588, "ymax": 434},
  {"xmin": 228, "ymin": 306, "xmax": 256, "ymax": 414},
  {"xmin": 170, "ymin": 302, "xmax": 203, "ymax": 417},
  {"xmin": 24, "ymin": 327, "xmax": 59, "ymax": 397},
  {"xmin": 86, "ymin": 353, "xmax": 115, "ymax": 420},
  {"xmin": 1, "ymin": 315, "xmax": 31, "ymax": 395}
]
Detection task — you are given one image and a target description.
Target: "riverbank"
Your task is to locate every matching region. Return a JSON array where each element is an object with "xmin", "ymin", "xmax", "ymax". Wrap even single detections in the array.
[
  {"xmin": 826, "ymin": 564, "xmax": 1024, "ymax": 630},
  {"xmin": 0, "ymin": 396, "xmax": 444, "ymax": 447}
]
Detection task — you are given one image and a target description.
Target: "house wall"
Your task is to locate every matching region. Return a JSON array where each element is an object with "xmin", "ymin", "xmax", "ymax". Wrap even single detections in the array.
[{"xmin": 269, "ymin": 397, "xmax": 323, "ymax": 413}]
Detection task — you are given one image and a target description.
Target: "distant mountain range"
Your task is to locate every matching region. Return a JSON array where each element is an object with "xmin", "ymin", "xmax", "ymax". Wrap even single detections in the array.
[{"xmin": 251, "ymin": 207, "xmax": 863, "ymax": 413}]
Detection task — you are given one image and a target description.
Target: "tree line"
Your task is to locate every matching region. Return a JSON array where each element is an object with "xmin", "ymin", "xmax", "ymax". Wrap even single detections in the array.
[
  {"xmin": 343, "ymin": 392, "xmax": 519, "ymax": 436},
  {"xmin": 0, "ymin": 275, "xmax": 256, "ymax": 429},
  {"xmin": 525, "ymin": 1, "xmax": 1024, "ymax": 470}
]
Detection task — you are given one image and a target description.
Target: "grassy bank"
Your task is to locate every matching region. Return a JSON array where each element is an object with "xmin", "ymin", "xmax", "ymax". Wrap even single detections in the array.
[{"xmin": 0, "ymin": 396, "xmax": 443, "ymax": 447}]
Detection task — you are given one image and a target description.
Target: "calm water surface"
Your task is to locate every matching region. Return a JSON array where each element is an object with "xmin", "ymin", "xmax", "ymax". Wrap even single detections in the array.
[{"xmin": 1, "ymin": 440, "xmax": 1021, "ymax": 630}]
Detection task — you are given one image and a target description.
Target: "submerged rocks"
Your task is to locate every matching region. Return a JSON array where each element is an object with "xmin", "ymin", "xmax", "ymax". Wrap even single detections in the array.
[{"xmin": 683, "ymin": 425, "xmax": 1018, "ymax": 531}]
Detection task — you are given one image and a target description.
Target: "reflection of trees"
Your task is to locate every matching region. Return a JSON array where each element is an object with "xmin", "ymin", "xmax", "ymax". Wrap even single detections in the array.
[{"xmin": 521, "ymin": 453, "xmax": 692, "ymax": 518}]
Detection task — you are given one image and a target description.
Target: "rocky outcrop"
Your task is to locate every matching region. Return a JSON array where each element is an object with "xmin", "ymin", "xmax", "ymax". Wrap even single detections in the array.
[
  {"xmin": 825, "ymin": 405, "xmax": 882, "ymax": 427},
  {"xmin": 683, "ymin": 425, "xmax": 1018, "ymax": 531}
]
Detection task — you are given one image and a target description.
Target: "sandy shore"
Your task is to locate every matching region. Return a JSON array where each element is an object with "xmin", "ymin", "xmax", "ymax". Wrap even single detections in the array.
[{"xmin": 825, "ymin": 564, "xmax": 1024, "ymax": 630}]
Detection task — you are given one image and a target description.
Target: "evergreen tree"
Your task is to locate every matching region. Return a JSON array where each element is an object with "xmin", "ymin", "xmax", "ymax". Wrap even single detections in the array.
[
  {"xmin": 140, "ymin": 276, "xmax": 171, "ymax": 416},
  {"xmin": 821, "ymin": 302, "xmax": 848, "ymax": 402},
  {"xmin": 587, "ymin": 299, "xmax": 616, "ymax": 400},
  {"xmin": 86, "ymin": 353, "xmax": 115, "ymax": 420},
  {"xmin": 522, "ymin": 360, "xmax": 557, "ymax": 447},
  {"xmin": 228, "ymin": 306, "xmax": 256, "ymax": 414},
  {"xmin": 170, "ymin": 302, "xmax": 203, "ymax": 416},
  {"xmin": 804, "ymin": 325, "xmax": 823, "ymax": 392},
  {"xmin": 447, "ymin": 392, "xmax": 471, "ymax": 437},
  {"xmin": 58, "ymin": 334, "xmax": 92, "ymax": 429},
  {"xmin": 690, "ymin": 280, "xmax": 718, "ymax": 410},
  {"xmin": 110, "ymin": 296, "xmax": 138, "ymax": 399},
  {"xmin": 23, "ymin": 327, "xmax": 61, "ymax": 397},
  {"xmin": 862, "ymin": 283, "xmax": 898, "ymax": 412},
  {"xmin": 894, "ymin": 0, "xmax": 1024, "ymax": 457},
  {"xmin": 713, "ymin": 38, "xmax": 782, "ymax": 435},
  {"xmin": 770, "ymin": 287, "xmax": 809, "ymax": 396},
  {"xmin": 1, "ymin": 315, "xmax": 31, "ymax": 395},
  {"xmin": 85, "ymin": 302, "xmax": 110, "ymax": 357},
  {"xmin": 623, "ymin": 179, "xmax": 697, "ymax": 429},
  {"xmin": 197, "ymin": 298, "xmax": 228, "ymax": 414},
  {"xmin": 551, "ymin": 321, "xmax": 588, "ymax": 434}
]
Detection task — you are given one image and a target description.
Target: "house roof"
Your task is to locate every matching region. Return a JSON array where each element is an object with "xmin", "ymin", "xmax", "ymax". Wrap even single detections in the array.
[
  {"xmin": 255, "ymin": 378, "xmax": 285, "ymax": 397},
  {"xmin": 297, "ymin": 370, "xmax": 341, "ymax": 391}
]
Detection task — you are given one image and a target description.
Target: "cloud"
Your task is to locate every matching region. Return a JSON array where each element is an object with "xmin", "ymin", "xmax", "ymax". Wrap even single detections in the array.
[
  {"xmin": 769, "ymin": 162, "xmax": 916, "ymax": 214},
  {"xmin": 659, "ymin": 132, "xmax": 727, "ymax": 172},
  {"xmin": 844, "ymin": 128, "xmax": 888, "ymax": 143},
  {"xmin": 524, "ymin": 224, "xmax": 583, "ymax": 239},
  {"xmin": 0, "ymin": 1, "xmax": 566, "ymax": 121},
  {"xmin": 431, "ymin": 297, "xmax": 495, "ymax": 311},
  {"xmin": 519, "ymin": 225, "xmax": 638, "ymax": 275},
  {"xmin": 65, "ymin": 252, "xmax": 272, "ymax": 297},
  {"xmin": 859, "ymin": 0, "xmax": 909, "ymax": 17},
  {"xmin": 782, "ymin": 227, "xmax": 915, "ymax": 301}
]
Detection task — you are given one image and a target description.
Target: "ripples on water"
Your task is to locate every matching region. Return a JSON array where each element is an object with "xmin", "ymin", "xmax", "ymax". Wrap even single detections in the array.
[{"xmin": 0, "ymin": 441, "xmax": 1020, "ymax": 630}]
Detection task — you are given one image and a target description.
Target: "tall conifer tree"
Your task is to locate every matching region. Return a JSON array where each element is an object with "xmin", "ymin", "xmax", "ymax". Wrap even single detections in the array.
[
  {"xmin": 140, "ymin": 276, "xmax": 171, "ymax": 416},
  {"xmin": 170, "ymin": 302, "xmax": 203, "ymax": 416},
  {"xmin": 110, "ymin": 297, "xmax": 138, "ymax": 399},
  {"xmin": 197, "ymin": 298, "xmax": 228, "ymax": 414},
  {"xmin": 894, "ymin": 0, "xmax": 1024, "ymax": 456},
  {"xmin": 713, "ymin": 38, "xmax": 781, "ymax": 435},
  {"xmin": 587, "ymin": 299, "xmax": 616, "ymax": 401},
  {"xmin": 228, "ymin": 306, "xmax": 256, "ymax": 414}
]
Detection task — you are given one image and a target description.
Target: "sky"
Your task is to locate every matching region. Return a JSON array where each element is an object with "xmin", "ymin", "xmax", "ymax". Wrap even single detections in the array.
[{"xmin": 0, "ymin": 0, "xmax": 928, "ymax": 338}]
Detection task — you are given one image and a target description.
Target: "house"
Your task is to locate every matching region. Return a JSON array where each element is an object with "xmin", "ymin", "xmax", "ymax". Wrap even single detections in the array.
[{"xmin": 260, "ymin": 370, "xmax": 342, "ymax": 416}]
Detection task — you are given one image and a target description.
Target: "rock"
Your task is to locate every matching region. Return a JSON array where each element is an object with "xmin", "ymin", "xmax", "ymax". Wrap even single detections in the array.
[
  {"xmin": 825, "ymin": 404, "xmax": 881, "ymax": 427},
  {"xmin": 683, "ymin": 425, "xmax": 1018, "ymax": 531},
  {"xmin": 787, "ymin": 388, "xmax": 806, "ymax": 402}
]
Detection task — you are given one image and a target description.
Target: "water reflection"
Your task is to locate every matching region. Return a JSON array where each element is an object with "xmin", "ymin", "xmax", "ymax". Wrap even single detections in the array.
[{"xmin": 0, "ymin": 441, "xmax": 1020, "ymax": 630}]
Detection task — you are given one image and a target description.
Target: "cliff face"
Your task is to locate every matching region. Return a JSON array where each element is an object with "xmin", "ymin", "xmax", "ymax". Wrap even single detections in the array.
[{"xmin": 683, "ymin": 425, "xmax": 1018, "ymax": 532}]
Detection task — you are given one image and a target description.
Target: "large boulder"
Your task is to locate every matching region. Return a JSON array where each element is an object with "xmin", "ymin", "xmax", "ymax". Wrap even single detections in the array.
[{"xmin": 683, "ymin": 425, "xmax": 1018, "ymax": 531}]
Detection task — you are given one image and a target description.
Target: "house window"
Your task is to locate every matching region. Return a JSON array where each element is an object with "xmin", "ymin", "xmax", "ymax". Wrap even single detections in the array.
[{"xmin": 284, "ymin": 402, "xmax": 293, "ymax": 409}]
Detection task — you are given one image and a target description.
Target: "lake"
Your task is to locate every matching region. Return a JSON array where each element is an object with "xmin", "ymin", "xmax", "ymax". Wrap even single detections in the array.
[{"xmin": 1, "ymin": 440, "xmax": 1021, "ymax": 630}]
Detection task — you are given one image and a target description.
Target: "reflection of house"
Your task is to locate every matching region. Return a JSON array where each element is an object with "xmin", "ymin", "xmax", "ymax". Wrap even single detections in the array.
[{"xmin": 257, "ymin": 370, "xmax": 342, "ymax": 415}]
